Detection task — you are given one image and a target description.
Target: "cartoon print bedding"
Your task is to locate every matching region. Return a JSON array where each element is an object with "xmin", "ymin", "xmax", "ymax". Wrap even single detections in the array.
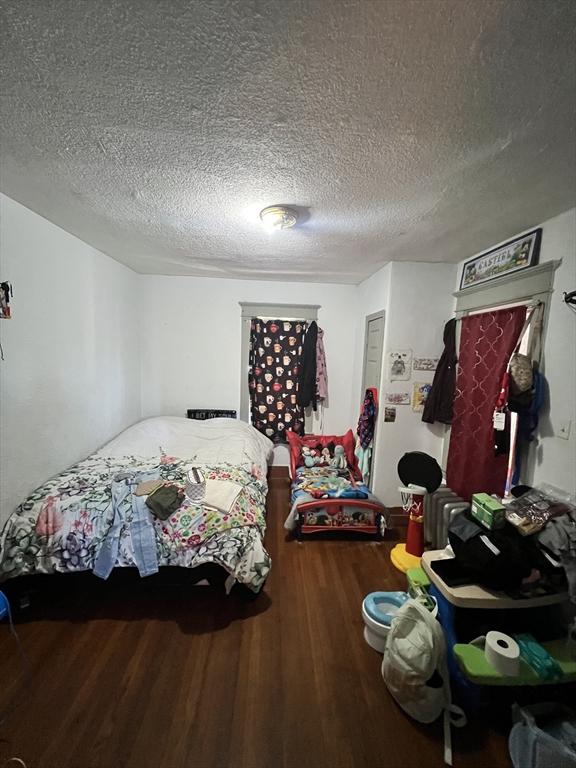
[
  {"xmin": 284, "ymin": 466, "xmax": 386, "ymax": 532},
  {"xmin": 0, "ymin": 455, "xmax": 271, "ymax": 593},
  {"xmin": 291, "ymin": 466, "xmax": 370, "ymax": 501}
]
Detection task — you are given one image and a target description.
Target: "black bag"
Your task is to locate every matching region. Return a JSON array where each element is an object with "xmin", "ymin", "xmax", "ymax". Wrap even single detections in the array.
[{"xmin": 448, "ymin": 513, "xmax": 533, "ymax": 590}]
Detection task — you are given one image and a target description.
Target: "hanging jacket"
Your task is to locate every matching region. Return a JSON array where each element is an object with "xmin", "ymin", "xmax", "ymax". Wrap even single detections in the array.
[
  {"xmin": 357, "ymin": 388, "xmax": 378, "ymax": 449},
  {"xmin": 298, "ymin": 321, "xmax": 318, "ymax": 410},
  {"xmin": 422, "ymin": 318, "xmax": 457, "ymax": 425},
  {"xmin": 316, "ymin": 327, "xmax": 328, "ymax": 402},
  {"xmin": 511, "ymin": 369, "xmax": 546, "ymax": 485}
]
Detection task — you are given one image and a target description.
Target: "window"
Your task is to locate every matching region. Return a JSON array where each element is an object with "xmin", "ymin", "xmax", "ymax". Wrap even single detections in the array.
[{"xmin": 238, "ymin": 303, "xmax": 320, "ymax": 433}]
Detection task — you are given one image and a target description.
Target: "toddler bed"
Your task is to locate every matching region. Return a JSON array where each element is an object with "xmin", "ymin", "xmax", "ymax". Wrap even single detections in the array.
[
  {"xmin": 0, "ymin": 417, "xmax": 273, "ymax": 594},
  {"xmin": 284, "ymin": 430, "xmax": 388, "ymax": 538}
]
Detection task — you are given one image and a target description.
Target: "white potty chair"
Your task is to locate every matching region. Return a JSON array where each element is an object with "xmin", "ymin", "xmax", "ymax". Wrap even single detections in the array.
[{"xmin": 361, "ymin": 591, "xmax": 409, "ymax": 653}]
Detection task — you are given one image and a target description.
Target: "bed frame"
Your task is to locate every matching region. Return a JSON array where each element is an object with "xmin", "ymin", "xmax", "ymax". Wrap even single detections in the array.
[
  {"xmin": 295, "ymin": 497, "xmax": 387, "ymax": 539},
  {"xmin": 289, "ymin": 452, "xmax": 387, "ymax": 539}
]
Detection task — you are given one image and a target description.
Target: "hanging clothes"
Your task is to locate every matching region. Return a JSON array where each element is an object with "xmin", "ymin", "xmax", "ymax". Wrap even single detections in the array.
[
  {"xmin": 355, "ymin": 388, "xmax": 378, "ymax": 484},
  {"xmin": 422, "ymin": 318, "xmax": 457, "ymax": 425},
  {"xmin": 511, "ymin": 369, "xmax": 546, "ymax": 485},
  {"xmin": 298, "ymin": 321, "xmax": 318, "ymax": 410},
  {"xmin": 357, "ymin": 388, "xmax": 378, "ymax": 448},
  {"xmin": 446, "ymin": 306, "xmax": 526, "ymax": 501},
  {"xmin": 248, "ymin": 318, "xmax": 306, "ymax": 443},
  {"xmin": 355, "ymin": 444, "xmax": 372, "ymax": 484},
  {"xmin": 316, "ymin": 327, "xmax": 328, "ymax": 403}
]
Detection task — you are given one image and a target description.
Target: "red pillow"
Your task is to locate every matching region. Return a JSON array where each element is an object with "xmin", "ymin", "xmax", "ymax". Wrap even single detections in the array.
[{"xmin": 286, "ymin": 430, "xmax": 360, "ymax": 479}]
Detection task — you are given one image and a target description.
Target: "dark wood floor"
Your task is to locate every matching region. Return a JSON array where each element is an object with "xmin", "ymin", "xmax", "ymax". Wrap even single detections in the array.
[{"xmin": 1, "ymin": 476, "xmax": 517, "ymax": 768}]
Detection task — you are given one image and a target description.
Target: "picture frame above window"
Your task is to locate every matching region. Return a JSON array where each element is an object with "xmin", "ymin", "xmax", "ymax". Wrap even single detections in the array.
[{"xmin": 459, "ymin": 228, "xmax": 542, "ymax": 290}]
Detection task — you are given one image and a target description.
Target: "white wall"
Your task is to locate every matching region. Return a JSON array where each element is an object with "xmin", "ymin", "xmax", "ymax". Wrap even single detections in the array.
[
  {"xmin": 351, "ymin": 263, "xmax": 391, "ymax": 402},
  {"xmin": 362, "ymin": 262, "xmax": 457, "ymax": 504},
  {"xmin": 354, "ymin": 210, "xmax": 576, "ymax": 506},
  {"xmin": 3, "ymin": 191, "xmax": 570, "ymax": 521},
  {"xmin": 0, "ymin": 195, "xmax": 141, "ymax": 525},
  {"xmin": 452, "ymin": 208, "xmax": 576, "ymax": 497},
  {"xmin": 531, "ymin": 208, "xmax": 576, "ymax": 495},
  {"xmin": 139, "ymin": 276, "xmax": 358, "ymax": 464},
  {"xmin": 352, "ymin": 263, "xmax": 390, "ymax": 483}
]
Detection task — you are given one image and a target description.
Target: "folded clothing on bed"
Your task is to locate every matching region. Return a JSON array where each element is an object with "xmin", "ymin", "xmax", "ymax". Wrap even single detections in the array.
[
  {"xmin": 203, "ymin": 479, "xmax": 242, "ymax": 514},
  {"xmin": 145, "ymin": 484, "xmax": 185, "ymax": 520}
]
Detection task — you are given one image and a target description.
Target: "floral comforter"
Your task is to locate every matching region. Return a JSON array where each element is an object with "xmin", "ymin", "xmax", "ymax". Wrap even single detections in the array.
[{"xmin": 0, "ymin": 454, "xmax": 271, "ymax": 592}]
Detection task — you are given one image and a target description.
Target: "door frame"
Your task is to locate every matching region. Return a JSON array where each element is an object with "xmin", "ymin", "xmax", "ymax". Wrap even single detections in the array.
[
  {"xmin": 361, "ymin": 310, "xmax": 385, "ymax": 401},
  {"xmin": 360, "ymin": 310, "xmax": 385, "ymax": 488}
]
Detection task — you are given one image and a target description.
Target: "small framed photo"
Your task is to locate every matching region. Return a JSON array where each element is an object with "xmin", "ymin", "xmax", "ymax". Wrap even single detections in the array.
[
  {"xmin": 384, "ymin": 407, "xmax": 397, "ymax": 422},
  {"xmin": 460, "ymin": 228, "xmax": 542, "ymax": 290}
]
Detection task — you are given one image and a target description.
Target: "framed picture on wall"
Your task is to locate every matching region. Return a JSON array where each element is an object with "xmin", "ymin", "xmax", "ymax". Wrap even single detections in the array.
[
  {"xmin": 412, "ymin": 382, "xmax": 432, "ymax": 412},
  {"xmin": 386, "ymin": 349, "xmax": 412, "ymax": 381},
  {"xmin": 384, "ymin": 392, "xmax": 410, "ymax": 406},
  {"xmin": 459, "ymin": 228, "xmax": 542, "ymax": 290},
  {"xmin": 413, "ymin": 357, "xmax": 438, "ymax": 372}
]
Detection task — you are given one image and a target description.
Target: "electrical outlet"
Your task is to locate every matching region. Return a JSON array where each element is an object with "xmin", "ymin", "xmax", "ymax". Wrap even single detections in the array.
[{"xmin": 558, "ymin": 420, "xmax": 572, "ymax": 440}]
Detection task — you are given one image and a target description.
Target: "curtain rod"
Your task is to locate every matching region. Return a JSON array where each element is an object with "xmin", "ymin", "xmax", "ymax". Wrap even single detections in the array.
[{"xmin": 456, "ymin": 297, "xmax": 544, "ymax": 318}]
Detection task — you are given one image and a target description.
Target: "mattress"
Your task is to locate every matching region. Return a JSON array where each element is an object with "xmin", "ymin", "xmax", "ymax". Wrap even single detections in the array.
[
  {"xmin": 0, "ymin": 418, "xmax": 274, "ymax": 593},
  {"xmin": 97, "ymin": 416, "xmax": 273, "ymax": 475}
]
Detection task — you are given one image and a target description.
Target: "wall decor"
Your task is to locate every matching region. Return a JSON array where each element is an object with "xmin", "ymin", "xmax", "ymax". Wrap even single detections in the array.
[
  {"xmin": 413, "ymin": 357, "xmax": 439, "ymax": 372},
  {"xmin": 385, "ymin": 392, "xmax": 410, "ymax": 406},
  {"xmin": 412, "ymin": 382, "xmax": 433, "ymax": 412},
  {"xmin": 460, "ymin": 228, "xmax": 542, "ymax": 290},
  {"xmin": 384, "ymin": 407, "xmax": 397, "ymax": 422},
  {"xmin": 186, "ymin": 409, "xmax": 237, "ymax": 420},
  {"xmin": 386, "ymin": 349, "xmax": 412, "ymax": 381},
  {"xmin": 0, "ymin": 281, "xmax": 12, "ymax": 319}
]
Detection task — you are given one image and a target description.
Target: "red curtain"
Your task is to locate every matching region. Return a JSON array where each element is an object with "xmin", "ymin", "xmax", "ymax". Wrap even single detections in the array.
[{"xmin": 446, "ymin": 306, "xmax": 526, "ymax": 500}]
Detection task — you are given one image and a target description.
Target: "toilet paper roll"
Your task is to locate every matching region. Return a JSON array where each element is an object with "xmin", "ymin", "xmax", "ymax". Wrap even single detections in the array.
[{"xmin": 472, "ymin": 631, "xmax": 520, "ymax": 677}]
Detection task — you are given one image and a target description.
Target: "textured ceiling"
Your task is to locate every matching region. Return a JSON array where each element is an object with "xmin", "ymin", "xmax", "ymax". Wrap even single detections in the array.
[{"xmin": 1, "ymin": 0, "xmax": 575, "ymax": 284}]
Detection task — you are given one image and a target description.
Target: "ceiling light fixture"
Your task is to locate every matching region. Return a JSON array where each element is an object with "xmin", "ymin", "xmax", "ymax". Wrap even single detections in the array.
[{"xmin": 259, "ymin": 205, "xmax": 298, "ymax": 231}]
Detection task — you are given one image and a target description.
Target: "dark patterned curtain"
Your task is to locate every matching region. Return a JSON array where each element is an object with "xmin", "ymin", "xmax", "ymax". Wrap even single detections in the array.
[
  {"xmin": 249, "ymin": 318, "xmax": 307, "ymax": 443},
  {"xmin": 446, "ymin": 306, "xmax": 526, "ymax": 500}
]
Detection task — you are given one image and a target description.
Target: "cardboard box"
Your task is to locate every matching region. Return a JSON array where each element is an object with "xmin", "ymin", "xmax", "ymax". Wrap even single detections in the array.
[{"xmin": 471, "ymin": 493, "xmax": 505, "ymax": 530}]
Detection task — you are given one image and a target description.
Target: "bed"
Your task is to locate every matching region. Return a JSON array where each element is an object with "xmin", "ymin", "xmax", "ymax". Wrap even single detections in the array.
[
  {"xmin": 283, "ymin": 430, "xmax": 389, "ymax": 538},
  {"xmin": 0, "ymin": 417, "xmax": 274, "ymax": 593}
]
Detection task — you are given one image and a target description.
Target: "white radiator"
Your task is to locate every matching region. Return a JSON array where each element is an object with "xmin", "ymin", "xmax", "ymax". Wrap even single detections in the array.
[{"xmin": 424, "ymin": 486, "xmax": 470, "ymax": 549}]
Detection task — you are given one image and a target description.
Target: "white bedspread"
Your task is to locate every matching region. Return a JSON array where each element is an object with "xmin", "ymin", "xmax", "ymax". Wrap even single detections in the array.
[{"xmin": 96, "ymin": 416, "xmax": 273, "ymax": 473}]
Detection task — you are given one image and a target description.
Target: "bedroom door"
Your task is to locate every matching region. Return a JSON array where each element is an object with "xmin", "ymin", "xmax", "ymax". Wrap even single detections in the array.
[
  {"xmin": 360, "ymin": 311, "xmax": 385, "ymax": 488},
  {"xmin": 361, "ymin": 311, "xmax": 385, "ymax": 396}
]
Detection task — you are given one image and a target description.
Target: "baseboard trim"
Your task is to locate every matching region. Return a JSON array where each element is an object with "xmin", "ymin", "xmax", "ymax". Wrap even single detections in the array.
[
  {"xmin": 268, "ymin": 465, "xmax": 290, "ymax": 480},
  {"xmin": 388, "ymin": 506, "xmax": 408, "ymax": 527}
]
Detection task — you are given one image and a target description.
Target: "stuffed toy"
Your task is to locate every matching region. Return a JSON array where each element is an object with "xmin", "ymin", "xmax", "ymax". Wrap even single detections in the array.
[
  {"xmin": 330, "ymin": 444, "xmax": 347, "ymax": 470},
  {"xmin": 302, "ymin": 445, "xmax": 321, "ymax": 468}
]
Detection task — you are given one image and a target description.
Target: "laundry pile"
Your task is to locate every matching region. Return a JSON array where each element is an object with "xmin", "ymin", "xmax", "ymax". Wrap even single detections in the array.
[{"xmin": 445, "ymin": 484, "xmax": 576, "ymax": 602}]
